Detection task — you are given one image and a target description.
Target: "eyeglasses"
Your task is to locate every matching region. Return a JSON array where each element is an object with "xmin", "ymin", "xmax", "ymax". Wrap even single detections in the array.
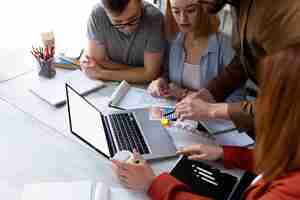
[{"xmin": 110, "ymin": 13, "xmax": 143, "ymax": 29}]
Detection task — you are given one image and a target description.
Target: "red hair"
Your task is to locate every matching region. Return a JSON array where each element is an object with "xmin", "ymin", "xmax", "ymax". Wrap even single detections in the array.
[{"xmin": 255, "ymin": 45, "xmax": 300, "ymax": 182}]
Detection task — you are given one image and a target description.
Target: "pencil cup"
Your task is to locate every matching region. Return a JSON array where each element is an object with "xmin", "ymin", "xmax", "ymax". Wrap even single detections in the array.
[{"xmin": 38, "ymin": 58, "xmax": 56, "ymax": 78}]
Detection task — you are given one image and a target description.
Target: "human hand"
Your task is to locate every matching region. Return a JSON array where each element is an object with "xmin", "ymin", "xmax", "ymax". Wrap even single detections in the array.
[
  {"xmin": 175, "ymin": 94, "xmax": 214, "ymax": 121},
  {"xmin": 168, "ymin": 83, "xmax": 188, "ymax": 100},
  {"xmin": 111, "ymin": 152, "xmax": 156, "ymax": 191},
  {"xmin": 195, "ymin": 88, "xmax": 216, "ymax": 103},
  {"xmin": 177, "ymin": 143, "xmax": 223, "ymax": 161},
  {"xmin": 80, "ymin": 55, "xmax": 107, "ymax": 80},
  {"xmin": 147, "ymin": 78, "xmax": 170, "ymax": 97}
]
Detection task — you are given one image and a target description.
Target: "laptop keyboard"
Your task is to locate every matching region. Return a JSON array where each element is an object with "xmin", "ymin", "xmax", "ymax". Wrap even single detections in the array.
[{"xmin": 108, "ymin": 113, "xmax": 150, "ymax": 154}]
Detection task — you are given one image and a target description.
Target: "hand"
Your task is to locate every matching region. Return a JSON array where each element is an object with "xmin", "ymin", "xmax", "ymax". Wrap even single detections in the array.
[
  {"xmin": 111, "ymin": 152, "xmax": 156, "ymax": 191},
  {"xmin": 177, "ymin": 143, "xmax": 224, "ymax": 161},
  {"xmin": 80, "ymin": 55, "xmax": 107, "ymax": 80},
  {"xmin": 168, "ymin": 83, "xmax": 188, "ymax": 100},
  {"xmin": 147, "ymin": 78, "xmax": 170, "ymax": 97},
  {"xmin": 175, "ymin": 94, "xmax": 213, "ymax": 121},
  {"xmin": 195, "ymin": 88, "xmax": 216, "ymax": 103}
]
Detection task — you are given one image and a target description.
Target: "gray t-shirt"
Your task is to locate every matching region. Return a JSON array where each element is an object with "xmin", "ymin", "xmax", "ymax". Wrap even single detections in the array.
[{"xmin": 87, "ymin": 2, "xmax": 165, "ymax": 67}]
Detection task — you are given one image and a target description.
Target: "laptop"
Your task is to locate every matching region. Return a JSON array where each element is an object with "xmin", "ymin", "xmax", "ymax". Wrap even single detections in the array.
[{"xmin": 65, "ymin": 84, "xmax": 177, "ymax": 160}]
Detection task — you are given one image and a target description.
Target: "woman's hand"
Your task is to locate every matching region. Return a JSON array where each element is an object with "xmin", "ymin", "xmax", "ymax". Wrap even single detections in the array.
[
  {"xmin": 148, "ymin": 78, "xmax": 170, "ymax": 97},
  {"xmin": 177, "ymin": 143, "xmax": 224, "ymax": 161},
  {"xmin": 111, "ymin": 152, "xmax": 156, "ymax": 191}
]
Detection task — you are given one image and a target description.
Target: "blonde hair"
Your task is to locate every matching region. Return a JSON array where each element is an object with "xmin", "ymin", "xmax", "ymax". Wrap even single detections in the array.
[{"xmin": 165, "ymin": 0, "xmax": 220, "ymax": 40}]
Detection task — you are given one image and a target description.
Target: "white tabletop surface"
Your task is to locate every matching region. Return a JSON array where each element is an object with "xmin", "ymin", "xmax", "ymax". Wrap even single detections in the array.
[
  {"xmin": 0, "ymin": 69, "xmax": 179, "ymax": 200},
  {"xmin": 0, "ymin": 69, "xmax": 244, "ymax": 200}
]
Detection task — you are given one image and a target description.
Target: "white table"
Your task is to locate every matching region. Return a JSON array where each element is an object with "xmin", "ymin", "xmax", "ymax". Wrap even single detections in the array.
[
  {"xmin": 0, "ymin": 69, "xmax": 178, "ymax": 200},
  {"xmin": 0, "ymin": 69, "xmax": 244, "ymax": 200}
]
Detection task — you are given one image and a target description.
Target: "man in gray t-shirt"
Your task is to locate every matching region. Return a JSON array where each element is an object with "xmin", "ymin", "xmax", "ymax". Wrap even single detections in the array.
[{"xmin": 82, "ymin": 0, "xmax": 165, "ymax": 83}]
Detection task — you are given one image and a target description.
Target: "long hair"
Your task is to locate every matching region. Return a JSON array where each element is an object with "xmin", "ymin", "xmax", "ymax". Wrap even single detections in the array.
[
  {"xmin": 164, "ymin": 0, "xmax": 219, "ymax": 40},
  {"xmin": 255, "ymin": 45, "xmax": 300, "ymax": 182}
]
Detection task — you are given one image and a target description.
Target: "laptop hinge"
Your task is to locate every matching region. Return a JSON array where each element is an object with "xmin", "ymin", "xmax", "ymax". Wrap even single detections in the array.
[{"xmin": 101, "ymin": 115, "xmax": 117, "ymax": 156}]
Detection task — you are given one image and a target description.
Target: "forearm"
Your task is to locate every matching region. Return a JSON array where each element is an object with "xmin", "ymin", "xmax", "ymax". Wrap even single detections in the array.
[
  {"xmin": 206, "ymin": 55, "xmax": 247, "ymax": 102},
  {"xmin": 223, "ymin": 146, "xmax": 255, "ymax": 172},
  {"xmin": 207, "ymin": 102, "xmax": 231, "ymax": 120},
  {"xmin": 100, "ymin": 60, "xmax": 132, "ymax": 70},
  {"xmin": 207, "ymin": 100, "xmax": 255, "ymax": 133},
  {"xmin": 98, "ymin": 67, "xmax": 159, "ymax": 83}
]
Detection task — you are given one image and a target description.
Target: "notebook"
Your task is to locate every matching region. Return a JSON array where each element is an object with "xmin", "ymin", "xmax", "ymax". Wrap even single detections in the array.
[
  {"xmin": 108, "ymin": 80, "xmax": 176, "ymax": 109},
  {"xmin": 170, "ymin": 156, "xmax": 257, "ymax": 200},
  {"xmin": 29, "ymin": 70, "xmax": 105, "ymax": 107}
]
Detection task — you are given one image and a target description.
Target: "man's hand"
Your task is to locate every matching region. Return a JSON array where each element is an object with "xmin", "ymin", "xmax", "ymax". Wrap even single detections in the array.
[
  {"xmin": 174, "ymin": 88, "xmax": 218, "ymax": 120},
  {"xmin": 177, "ymin": 143, "xmax": 224, "ymax": 161},
  {"xmin": 80, "ymin": 55, "xmax": 107, "ymax": 80},
  {"xmin": 175, "ymin": 94, "xmax": 213, "ymax": 121},
  {"xmin": 189, "ymin": 88, "xmax": 216, "ymax": 103}
]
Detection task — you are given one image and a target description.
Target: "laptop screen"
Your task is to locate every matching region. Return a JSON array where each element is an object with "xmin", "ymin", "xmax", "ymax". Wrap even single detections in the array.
[{"xmin": 66, "ymin": 84, "xmax": 110, "ymax": 158}]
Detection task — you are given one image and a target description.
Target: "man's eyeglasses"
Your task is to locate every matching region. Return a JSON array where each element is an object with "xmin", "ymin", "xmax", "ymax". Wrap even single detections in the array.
[{"xmin": 110, "ymin": 14, "xmax": 143, "ymax": 29}]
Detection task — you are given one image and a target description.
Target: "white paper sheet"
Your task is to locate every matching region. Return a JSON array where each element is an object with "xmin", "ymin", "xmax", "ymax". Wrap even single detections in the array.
[
  {"xmin": 109, "ymin": 81, "xmax": 175, "ymax": 109},
  {"xmin": 21, "ymin": 181, "xmax": 94, "ymax": 200}
]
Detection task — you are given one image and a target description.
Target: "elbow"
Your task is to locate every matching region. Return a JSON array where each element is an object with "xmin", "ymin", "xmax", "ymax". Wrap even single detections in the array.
[{"xmin": 144, "ymin": 70, "xmax": 160, "ymax": 82}]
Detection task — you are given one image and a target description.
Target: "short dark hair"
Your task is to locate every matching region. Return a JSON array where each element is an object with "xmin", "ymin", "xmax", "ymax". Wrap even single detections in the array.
[{"xmin": 102, "ymin": 0, "xmax": 131, "ymax": 14}]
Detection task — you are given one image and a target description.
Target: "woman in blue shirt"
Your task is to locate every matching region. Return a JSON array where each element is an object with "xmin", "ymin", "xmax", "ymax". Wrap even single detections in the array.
[{"xmin": 148, "ymin": 0, "xmax": 243, "ymax": 102}]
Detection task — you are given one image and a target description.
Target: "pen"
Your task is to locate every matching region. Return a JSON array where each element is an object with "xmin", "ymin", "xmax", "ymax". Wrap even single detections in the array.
[
  {"xmin": 211, "ymin": 127, "xmax": 237, "ymax": 135},
  {"xmin": 163, "ymin": 110, "xmax": 175, "ymax": 117},
  {"xmin": 108, "ymin": 103, "xmax": 126, "ymax": 111}
]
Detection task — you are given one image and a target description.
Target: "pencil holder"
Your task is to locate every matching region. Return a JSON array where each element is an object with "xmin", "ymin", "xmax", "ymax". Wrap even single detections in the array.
[{"xmin": 38, "ymin": 58, "xmax": 56, "ymax": 78}]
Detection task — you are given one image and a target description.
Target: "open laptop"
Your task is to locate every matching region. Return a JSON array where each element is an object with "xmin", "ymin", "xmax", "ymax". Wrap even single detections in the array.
[{"xmin": 65, "ymin": 84, "xmax": 177, "ymax": 160}]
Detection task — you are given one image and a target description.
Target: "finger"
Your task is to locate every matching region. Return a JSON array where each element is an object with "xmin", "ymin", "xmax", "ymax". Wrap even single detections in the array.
[
  {"xmin": 177, "ymin": 145, "xmax": 203, "ymax": 155},
  {"xmin": 188, "ymin": 154, "xmax": 208, "ymax": 161},
  {"xmin": 179, "ymin": 113, "xmax": 193, "ymax": 121},
  {"xmin": 132, "ymin": 152, "xmax": 144, "ymax": 164}
]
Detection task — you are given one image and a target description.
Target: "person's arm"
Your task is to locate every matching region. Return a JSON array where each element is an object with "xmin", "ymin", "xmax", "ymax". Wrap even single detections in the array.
[
  {"xmin": 206, "ymin": 55, "xmax": 247, "ymax": 102},
  {"xmin": 148, "ymin": 173, "xmax": 211, "ymax": 200},
  {"xmin": 86, "ymin": 39, "xmax": 163, "ymax": 83},
  {"xmin": 223, "ymin": 146, "xmax": 254, "ymax": 172}
]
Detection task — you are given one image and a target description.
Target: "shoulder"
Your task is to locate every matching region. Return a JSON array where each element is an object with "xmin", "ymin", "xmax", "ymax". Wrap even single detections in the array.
[
  {"xmin": 143, "ymin": 2, "xmax": 164, "ymax": 26},
  {"xmin": 247, "ymin": 169, "xmax": 300, "ymax": 200},
  {"xmin": 90, "ymin": 3, "xmax": 107, "ymax": 18},
  {"xmin": 261, "ymin": 170, "xmax": 300, "ymax": 199}
]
